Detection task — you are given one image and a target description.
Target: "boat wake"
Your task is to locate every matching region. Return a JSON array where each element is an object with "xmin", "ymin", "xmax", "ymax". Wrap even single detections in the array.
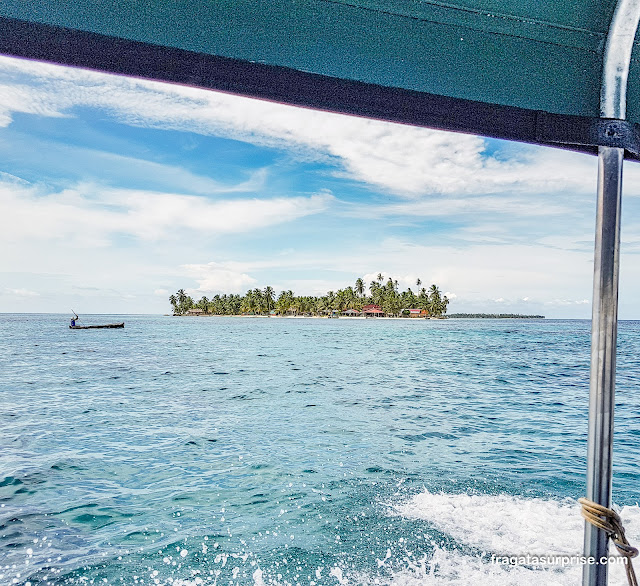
[{"xmin": 384, "ymin": 490, "xmax": 640, "ymax": 585}]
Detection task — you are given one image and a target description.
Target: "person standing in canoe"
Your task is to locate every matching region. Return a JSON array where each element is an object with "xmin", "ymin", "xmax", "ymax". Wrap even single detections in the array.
[{"xmin": 70, "ymin": 311, "xmax": 79, "ymax": 327}]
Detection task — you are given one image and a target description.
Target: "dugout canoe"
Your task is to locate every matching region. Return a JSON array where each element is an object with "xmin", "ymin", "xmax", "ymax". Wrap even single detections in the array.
[{"xmin": 69, "ymin": 323, "xmax": 124, "ymax": 329}]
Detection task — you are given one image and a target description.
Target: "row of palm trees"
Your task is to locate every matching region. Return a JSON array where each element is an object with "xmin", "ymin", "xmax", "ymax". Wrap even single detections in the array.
[{"xmin": 169, "ymin": 275, "xmax": 449, "ymax": 317}]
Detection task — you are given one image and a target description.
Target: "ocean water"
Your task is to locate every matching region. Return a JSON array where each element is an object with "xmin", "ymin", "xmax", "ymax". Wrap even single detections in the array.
[{"xmin": 1, "ymin": 314, "xmax": 640, "ymax": 586}]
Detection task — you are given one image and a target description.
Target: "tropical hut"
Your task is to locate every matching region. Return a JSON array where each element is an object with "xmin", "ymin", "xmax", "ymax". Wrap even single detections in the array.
[
  {"xmin": 361, "ymin": 304, "xmax": 385, "ymax": 317},
  {"xmin": 406, "ymin": 308, "xmax": 429, "ymax": 318},
  {"xmin": 341, "ymin": 309, "xmax": 362, "ymax": 317}
]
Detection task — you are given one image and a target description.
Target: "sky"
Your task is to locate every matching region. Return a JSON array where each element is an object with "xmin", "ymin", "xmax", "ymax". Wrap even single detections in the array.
[{"xmin": 2, "ymin": 56, "xmax": 640, "ymax": 318}]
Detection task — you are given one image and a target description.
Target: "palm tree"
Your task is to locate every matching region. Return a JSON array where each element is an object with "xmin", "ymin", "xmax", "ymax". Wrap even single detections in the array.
[
  {"xmin": 369, "ymin": 281, "xmax": 383, "ymax": 306},
  {"xmin": 335, "ymin": 289, "xmax": 350, "ymax": 312},
  {"xmin": 377, "ymin": 273, "xmax": 384, "ymax": 283},
  {"xmin": 210, "ymin": 295, "xmax": 222, "ymax": 314},
  {"xmin": 441, "ymin": 295, "xmax": 450, "ymax": 315},
  {"xmin": 264, "ymin": 286, "xmax": 275, "ymax": 312},
  {"xmin": 416, "ymin": 278, "xmax": 422, "ymax": 288},
  {"xmin": 198, "ymin": 295, "xmax": 209, "ymax": 313},
  {"xmin": 377, "ymin": 278, "xmax": 400, "ymax": 316},
  {"xmin": 355, "ymin": 278, "xmax": 365, "ymax": 298},
  {"xmin": 174, "ymin": 289, "xmax": 193, "ymax": 314},
  {"xmin": 345, "ymin": 286, "xmax": 358, "ymax": 309},
  {"xmin": 325, "ymin": 290, "xmax": 336, "ymax": 312},
  {"xmin": 401, "ymin": 288, "xmax": 417, "ymax": 310},
  {"xmin": 276, "ymin": 290, "xmax": 295, "ymax": 314},
  {"xmin": 169, "ymin": 294, "xmax": 177, "ymax": 314},
  {"xmin": 428, "ymin": 284, "xmax": 443, "ymax": 316},
  {"xmin": 418, "ymin": 287, "xmax": 429, "ymax": 314},
  {"xmin": 252, "ymin": 288, "xmax": 266, "ymax": 313}
]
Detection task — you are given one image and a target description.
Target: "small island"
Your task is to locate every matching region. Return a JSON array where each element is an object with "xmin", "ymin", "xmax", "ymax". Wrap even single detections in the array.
[
  {"xmin": 169, "ymin": 275, "xmax": 449, "ymax": 318},
  {"xmin": 447, "ymin": 313, "xmax": 545, "ymax": 319}
]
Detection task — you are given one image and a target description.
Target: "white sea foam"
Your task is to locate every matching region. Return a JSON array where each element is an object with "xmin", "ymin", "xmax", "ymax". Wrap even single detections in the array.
[
  {"xmin": 395, "ymin": 491, "xmax": 583, "ymax": 555},
  {"xmin": 386, "ymin": 490, "xmax": 640, "ymax": 586}
]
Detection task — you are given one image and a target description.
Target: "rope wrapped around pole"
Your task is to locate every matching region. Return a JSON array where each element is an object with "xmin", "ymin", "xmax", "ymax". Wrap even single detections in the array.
[{"xmin": 579, "ymin": 497, "xmax": 638, "ymax": 586}]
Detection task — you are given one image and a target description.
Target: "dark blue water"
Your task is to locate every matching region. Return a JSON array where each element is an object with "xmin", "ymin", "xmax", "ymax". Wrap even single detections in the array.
[{"xmin": 1, "ymin": 315, "xmax": 639, "ymax": 585}]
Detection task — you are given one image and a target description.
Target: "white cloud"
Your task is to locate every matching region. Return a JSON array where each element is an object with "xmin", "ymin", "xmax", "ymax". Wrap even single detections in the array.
[
  {"xmin": 2, "ymin": 287, "xmax": 40, "ymax": 297},
  {"xmin": 2, "ymin": 56, "xmax": 635, "ymax": 198},
  {"xmin": 544, "ymin": 298, "xmax": 591, "ymax": 306},
  {"xmin": 0, "ymin": 177, "xmax": 332, "ymax": 244},
  {"xmin": 345, "ymin": 192, "xmax": 578, "ymax": 219},
  {"xmin": 0, "ymin": 81, "xmax": 69, "ymax": 125},
  {"xmin": 183, "ymin": 261, "xmax": 257, "ymax": 294},
  {"xmin": 105, "ymin": 188, "xmax": 332, "ymax": 240}
]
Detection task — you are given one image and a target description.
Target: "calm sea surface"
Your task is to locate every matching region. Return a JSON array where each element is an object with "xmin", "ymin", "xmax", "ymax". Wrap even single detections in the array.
[{"xmin": 2, "ymin": 315, "xmax": 640, "ymax": 585}]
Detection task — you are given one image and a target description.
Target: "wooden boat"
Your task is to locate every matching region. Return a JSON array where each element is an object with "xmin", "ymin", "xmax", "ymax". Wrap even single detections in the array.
[{"xmin": 69, "ymin": 323, "xmax": 124, "ymax": 329}]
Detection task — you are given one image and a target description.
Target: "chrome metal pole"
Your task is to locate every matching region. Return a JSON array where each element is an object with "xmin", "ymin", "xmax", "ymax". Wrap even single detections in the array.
[
  {"xmin": 583, "ymin": 145, "xmax": 623, "ymax": 586},
  {"xmin": 583, "ymin": 2, "xmax": 640, "ymax": 584}
]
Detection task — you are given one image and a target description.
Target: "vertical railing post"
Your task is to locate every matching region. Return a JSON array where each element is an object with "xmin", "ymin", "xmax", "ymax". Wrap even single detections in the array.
[
  {"xmin": 583, "ymin": 2, "xmax": 640, "ymax": 584},
  {"xmin": 583, "ymin": 145, "xmax": 623, "ymax": 585}
]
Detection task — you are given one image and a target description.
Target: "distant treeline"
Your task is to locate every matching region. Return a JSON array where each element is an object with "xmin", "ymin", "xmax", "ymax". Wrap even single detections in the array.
[
  {"xmin": 447, "ymin": 313, "xmax": 545, "ymax": 319},
  {"xmin": 169, "ymin": 275, "xmax": 449, "ymax": 317}
]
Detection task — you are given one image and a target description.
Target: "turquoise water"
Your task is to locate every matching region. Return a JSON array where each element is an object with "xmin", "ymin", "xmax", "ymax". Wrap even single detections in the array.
[{"xmin": 2, "ymin": 315, "xmax": 640, "ymax": 585}]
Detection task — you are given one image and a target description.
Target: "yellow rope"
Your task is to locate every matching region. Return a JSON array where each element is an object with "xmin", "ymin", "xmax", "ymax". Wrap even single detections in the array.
[{"xmin": 579, "ymin": 497, "xmax": 638, "ymax": 586}]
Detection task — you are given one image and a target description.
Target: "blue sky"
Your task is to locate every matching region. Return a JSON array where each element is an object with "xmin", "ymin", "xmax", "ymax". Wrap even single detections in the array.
[{"xmin": 3, "ymin": 55, "xmax": 640, "ymax": 318}]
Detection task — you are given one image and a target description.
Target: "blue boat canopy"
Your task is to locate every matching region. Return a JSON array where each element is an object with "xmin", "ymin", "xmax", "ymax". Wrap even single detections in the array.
[{"xmin": 1, "ymin": 0, "xmax": 640, "ymax": 158}]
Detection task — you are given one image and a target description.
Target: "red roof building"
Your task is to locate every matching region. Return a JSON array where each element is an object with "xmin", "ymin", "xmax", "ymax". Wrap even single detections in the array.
[
  {"xmin": 362, "ymin": 304, "xmax": 385, "ymax": 317},
  {"xmin": 407, "ymin": 308, "xmax": 429, "ymax": 318}
]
